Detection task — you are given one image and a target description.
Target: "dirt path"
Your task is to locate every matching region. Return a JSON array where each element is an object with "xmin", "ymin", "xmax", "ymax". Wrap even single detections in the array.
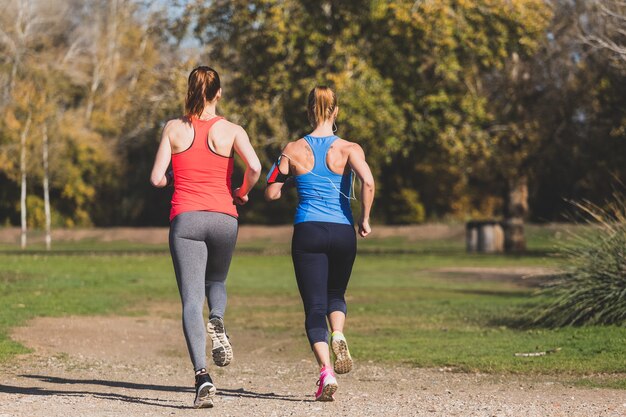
[{"xmin": 1, "ymin": 303, "xmax": 624, "ymax": 417}]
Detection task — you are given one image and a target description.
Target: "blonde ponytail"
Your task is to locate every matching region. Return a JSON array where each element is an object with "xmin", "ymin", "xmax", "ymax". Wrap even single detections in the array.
[{"xmin": 307, "ymin": 86, "xmax": 337, "ymax": 127}]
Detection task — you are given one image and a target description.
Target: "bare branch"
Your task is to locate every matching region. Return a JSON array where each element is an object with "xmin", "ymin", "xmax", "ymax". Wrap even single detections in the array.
[
  {"xmin": 579, "ymin": 0, "xmax": 626, "ymax": 70},
  {"xmin": 597, "ymin": 1, "xmax": 626, "ymax": 22},
  {"xmin": 584, "ymin": 35, "xmax": 626, "ymax": 63},
  {"xmin": 0, "ymin": 27, "xmax": 16, "ymax": 53}
]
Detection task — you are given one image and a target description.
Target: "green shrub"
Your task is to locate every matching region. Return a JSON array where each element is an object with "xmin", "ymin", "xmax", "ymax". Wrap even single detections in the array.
[
  {"xmin": 531, "ymin": 196, "xmax": 626, "ymax": 327},
  {"xmin": 24, "ymin": 195, "xmax": 64, "ymax": 229},
  {"xmin": 387, "ymin": 188, "xmax": 426, "ymax": 224}
]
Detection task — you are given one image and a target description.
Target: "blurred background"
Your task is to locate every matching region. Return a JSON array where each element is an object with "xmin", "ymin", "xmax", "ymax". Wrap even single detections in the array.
[{"xmin": 0, "ymin": 0, "xmax": 624, "ymax": 231}]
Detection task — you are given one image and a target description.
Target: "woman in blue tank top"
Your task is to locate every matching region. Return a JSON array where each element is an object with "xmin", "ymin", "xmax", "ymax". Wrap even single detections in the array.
[{"xmin": 265, "ymin": 86, "xmax": 375, "ymax": 401}]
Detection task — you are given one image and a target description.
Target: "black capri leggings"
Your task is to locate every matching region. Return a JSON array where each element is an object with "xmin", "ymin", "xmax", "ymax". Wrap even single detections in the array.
[{"xmin": 292, "ymin": 221, "xmax": 357, "ymax": 345}]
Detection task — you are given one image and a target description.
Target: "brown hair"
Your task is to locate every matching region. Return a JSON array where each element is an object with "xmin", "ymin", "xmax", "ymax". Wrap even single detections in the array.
[
  {"xmin": 185, "ymin": 66, "xmax": 221, "ymax": 118},
  {"xmin": 307, "ymin": 86, "xmax": 337, "ymax": 126}
]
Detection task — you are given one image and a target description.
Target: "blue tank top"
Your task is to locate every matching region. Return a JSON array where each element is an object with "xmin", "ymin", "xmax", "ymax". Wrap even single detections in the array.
[{"xmin": 293, "ymin": 135, "xmax": 354, "ymax": 225}]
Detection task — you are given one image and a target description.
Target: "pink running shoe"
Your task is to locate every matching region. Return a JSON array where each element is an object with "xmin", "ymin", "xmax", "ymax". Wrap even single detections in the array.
[{"xmin": 315, "ymin": 366, "xmax": 338, "ymax": 401}]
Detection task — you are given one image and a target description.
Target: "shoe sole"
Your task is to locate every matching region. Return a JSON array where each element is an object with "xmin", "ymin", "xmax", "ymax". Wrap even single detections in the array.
[
  {"xmin": 194, "ymin": 383, "xmax": 216, "ymax": 408},
  {"xmin": 316, "ymin": 382, "xmax": 338, "ymax": 401},
  {"xmin": 332, "ymin": 338, "xmax": 353, "ymax": 374},
  {"xmin": 207, "ymin": 319, "xmax": 233, "ymax": 367}
]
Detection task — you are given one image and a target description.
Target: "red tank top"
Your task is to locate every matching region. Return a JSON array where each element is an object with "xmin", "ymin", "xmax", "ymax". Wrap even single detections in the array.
[{"xmin": 169, "ymin": 116, "xmax": 238, "ymax": 221}]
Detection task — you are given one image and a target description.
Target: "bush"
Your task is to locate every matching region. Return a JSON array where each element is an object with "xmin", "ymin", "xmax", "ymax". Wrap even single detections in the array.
[
  {"xmin": 386, "ymin": 188, "xmax": 426, "ymax": 224},
  {"xmin": 23, "ymin": 195, "xmax": 64, "ymax": 229},
  {"xmin": 531, "ymin": 195, "xmax": 626, "ymax": 327}
]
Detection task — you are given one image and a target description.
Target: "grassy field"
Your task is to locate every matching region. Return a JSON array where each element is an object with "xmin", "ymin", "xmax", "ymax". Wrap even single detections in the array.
[{"xmin": 0, "ymin": 225, "xmax": 624, "ymax": 389}]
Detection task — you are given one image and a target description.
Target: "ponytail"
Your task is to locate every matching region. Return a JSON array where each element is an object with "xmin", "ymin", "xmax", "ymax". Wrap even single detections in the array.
[
  {"xmin": 185, "ymin": 66, "xmax": 221, "ymax": 118},
  {"xmin": 307, "ymin": 86, "xmax": 337, "ymax": 127}
]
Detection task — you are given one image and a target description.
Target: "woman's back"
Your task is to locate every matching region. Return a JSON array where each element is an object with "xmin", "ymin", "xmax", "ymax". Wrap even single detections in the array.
[
  {"xmin": 167, "ymin": 116, "xmax": 240, "ymax": 156},
  {"xmin": 169, "ymin": 116, "xmax": 241, "ymax": 220},
  {"xmin": 285, "ymin": 135, "xmax": 354, "ymax": 225},
  {"xmin": 285, "ymin": 135, "xmax": 354, "ymax": 175}
]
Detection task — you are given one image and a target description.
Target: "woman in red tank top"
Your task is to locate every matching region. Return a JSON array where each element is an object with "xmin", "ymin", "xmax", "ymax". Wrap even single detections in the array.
[{"xmin": 150, "ymin": 66, "xmax": 261, "ymax": 408}]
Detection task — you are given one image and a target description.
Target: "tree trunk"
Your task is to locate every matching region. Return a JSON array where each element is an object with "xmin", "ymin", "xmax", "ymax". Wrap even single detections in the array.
[
  {"xmin": 504, "ymin": 175, "xmax": 528, "ymax": 252},
  {"xmin": 85, "ymin": 59, "xmax": 100, "ymax": 122},
  {"xmin": 104, "ymin": 0, "xmax": 119, "ymax": 116},
  {"xmin": 42, "ymin": 123, "xmax": 51, "ymax": 251},
  {"xmin": 4, "ymin": 0, "xmax": 28, "ymax": 104},
  {"xmin": 7, "ymin": 56, "xmax": 19, "ymax": 104},
  {"xmin": 20, "ymin": 111, "xmax": 32, "ymax": 249}
]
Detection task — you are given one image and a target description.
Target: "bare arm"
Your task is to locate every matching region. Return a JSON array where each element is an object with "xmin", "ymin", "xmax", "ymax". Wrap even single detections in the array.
[
  {"xmin": 233, "ymin": 126, "xmax": 261, "ymax": 204},
  {"xmin": 265, "ymin": 144, "xmax": 293, "ymax": 201},
  {"xmin": 348, "ymin": 144, "xmax": 375, "ymax": 237},
  {"xmin": 150, "ymin": 122, "xmax": 173, "ymax": 188}
]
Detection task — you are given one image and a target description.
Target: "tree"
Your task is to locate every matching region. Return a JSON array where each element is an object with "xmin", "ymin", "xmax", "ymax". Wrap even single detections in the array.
[
  {"xmin": 350, "ymin": 0, "xmax": 552, "ymax": 224},
  {"xmin": 0, "ymin": 0, "xmax": 187, "ymax": 231},
  {"xmin": 0, "ymin": 0, "xmax": 38, "ymax": 247},
  {"xmin": 581, "ymin": 0, "xmax": 626, "ymax": 71},
  {"xmin": 18, "ymin": 109, "xmax": 31, "ymax": 249},
  {"xmin": 41, "ymin": 121, "xmax": 51, "ymax": 249},
  {"xmin": 525, "ymin": 1, "xmax": 626, "ymax": 221}
]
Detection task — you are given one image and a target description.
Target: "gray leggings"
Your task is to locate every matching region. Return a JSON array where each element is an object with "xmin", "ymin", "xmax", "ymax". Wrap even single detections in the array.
[{"xmin": 169, "ymin": 211, "xmax": 238, "ymax": 371}]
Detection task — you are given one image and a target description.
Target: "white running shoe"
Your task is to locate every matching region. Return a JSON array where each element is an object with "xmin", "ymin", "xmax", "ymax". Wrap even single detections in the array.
[
  {"xmin": 331, "ymin": 331, "xmax": 353, "ymax": 374},
  {"xmin": 207, "ymin": 317, "xmax": 233, "ymax": 367}
]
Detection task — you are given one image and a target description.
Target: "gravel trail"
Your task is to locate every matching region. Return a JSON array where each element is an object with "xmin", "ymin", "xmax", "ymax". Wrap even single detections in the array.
[{"xmin": 1, "ymin": 314, "xmax": 624, "ymax": 417}]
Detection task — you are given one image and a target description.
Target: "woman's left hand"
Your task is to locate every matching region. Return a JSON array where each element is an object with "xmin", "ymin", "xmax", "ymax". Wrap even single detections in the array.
[{"xmin": 233, "ymin": 187, "xmax": 249, "ymax": 205}]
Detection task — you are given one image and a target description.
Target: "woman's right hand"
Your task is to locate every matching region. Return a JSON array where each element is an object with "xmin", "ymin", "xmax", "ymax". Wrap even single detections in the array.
[
  {"xmin": 233, "ymin": 188, "xmax": 249, "ymax": 205},
  {"xmin": 358, "ymin": 217, "xmax": 371, "ymax": 238}
]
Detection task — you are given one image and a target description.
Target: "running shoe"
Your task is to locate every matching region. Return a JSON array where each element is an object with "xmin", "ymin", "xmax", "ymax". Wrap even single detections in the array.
[
  {"xmin": 193, "ymin": 370, "xmax": 216, "ymax": 409},
  {"xmin": 331, "ymin": 331, "xmax": 353, "ymax": 374},
  {"xmin": 207, "ymin": 317, "xmax": 233, "ymax": 367},
  {"xmin": 315, "ymin": 366, "xmax": 338, "ymax": 401}
]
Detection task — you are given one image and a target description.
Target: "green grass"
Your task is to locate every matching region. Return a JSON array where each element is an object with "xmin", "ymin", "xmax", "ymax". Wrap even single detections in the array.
[
  {"xmin": 0, "ymin": 226, "xmax": 624, "ymax": 382},
  {"xmin": 0, "ymin": 253, "xmax": 176, "ymax": 360},
  {"xmin": 573, "ymin": 376, "xmax": 626, "ymax": 390}
]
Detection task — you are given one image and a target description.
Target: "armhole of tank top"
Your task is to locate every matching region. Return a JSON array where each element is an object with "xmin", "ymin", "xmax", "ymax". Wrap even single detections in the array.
[
  {"xmin": 292, "ymin": 137, "xmax": 314, "ymax": 177},
  {"xmin": 171, "ymin": 121, "xmax": 196, "ymax": 155},
  {"xmin": 205, "ymin": 118, "xmax": 234, "ymax": 158},
  {"xmin": 323, "ymin": 137, "xmax": 345, "ymax": 176}
]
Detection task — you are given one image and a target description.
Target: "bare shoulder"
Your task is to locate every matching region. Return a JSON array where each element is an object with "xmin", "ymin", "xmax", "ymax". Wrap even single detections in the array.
[
  {"xmin": 284, "ymin": 138, "xmax": 309, "ymax": 153},
  {"xmin": 215, "ymin": 118, "xmax": 245, "ymax": 135},
  {"xmin": 163, "ymin": 117, "xmax": 192, "ymax": 136},
  {"xmin": 349, "ymin": 142, "xmax": 364, "ymax": 154},
  {"xmin": 218, "ymin": 118, "xmax": 239, "ymax": 129},
  {"xmin": 335, "ymin": 139, "xmax": 364, "ymax": 156}
]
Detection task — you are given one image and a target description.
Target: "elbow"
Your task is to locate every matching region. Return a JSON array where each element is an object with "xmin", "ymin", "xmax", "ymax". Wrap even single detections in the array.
[
  {"xmin": 363, "ymin": 177, "xmax": 375, "ymax": 191},
  {"xmin": 264, "ymin": 188, "xmax": 280, "ymax": 201},
  {"xmin": 150, "ymin": 176, "xmax": 163, "ymax": 188},
  {"xmin": 249, "ymin": 161, "xmax": 262, "ymax": 177}
]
